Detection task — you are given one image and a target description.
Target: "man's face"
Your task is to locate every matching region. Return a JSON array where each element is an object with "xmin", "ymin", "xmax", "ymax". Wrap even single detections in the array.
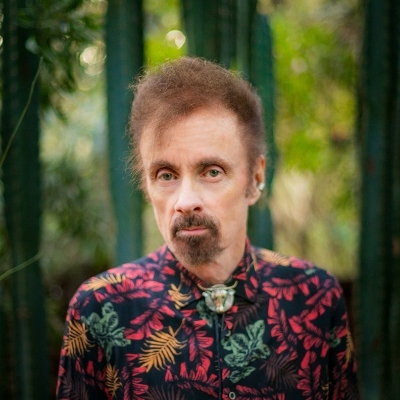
[{"xmin": 140, "ymin": 107, "xmax": 264, "ymax": 267}]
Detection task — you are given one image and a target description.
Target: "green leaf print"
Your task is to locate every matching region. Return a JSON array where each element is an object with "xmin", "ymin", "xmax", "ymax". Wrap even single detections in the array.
[
  {"xmin": 222, "ymin": 320, "xmax": 270, "ymax": 383},
  {"xmin": 225, "ymin": 351, "xmax": 249, "ymax": 368},
  {"xmin": 197, "ymin": 299, "xmax": 214, "ymax": 327},
  {"xmin": 82, "ymin": 302, "xmax": 131, "ymax": 360},
  {"xmin": 329, "ymin": 326, "xmax": 341, "ymax": 348},
  {"xmin": 247, "ymin": 320, "xmax": 265, "ymax": 348},
  {"xmin": 305, "ymin": 268, "xmax": 317, "ymax": 276},
  {"xmin": 229, "ymin": 366, "xmax": 256, "ymax": 383},
  {"xmin": 226, "ymin": 333, "xmax": 249, "ymax": 353}
]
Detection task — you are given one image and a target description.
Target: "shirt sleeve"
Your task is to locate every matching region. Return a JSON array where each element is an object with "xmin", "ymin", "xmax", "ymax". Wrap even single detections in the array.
[
  {"xmin": 328, "ymin": 285, "xmax": 360, "ymax": 400},
  {"xmin": 56, "ymin": 296, "xmax": 110, "ymax": 400}
]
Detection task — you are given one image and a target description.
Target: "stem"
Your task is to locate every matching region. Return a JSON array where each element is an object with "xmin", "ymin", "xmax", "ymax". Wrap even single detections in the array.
[
  {"xmin": 0, "ymin": 253, "xmax": 42, "ymax": 282},
  {"xmin": 0, "ymin": 57, "xmax": 43, "ymax": 169}
]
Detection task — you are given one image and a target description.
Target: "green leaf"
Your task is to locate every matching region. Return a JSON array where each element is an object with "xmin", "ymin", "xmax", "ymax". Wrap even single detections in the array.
[
  {"xmin": 224, "ymin": 333, "xmax": 249, "ymax": 353},
  {"xmin": 82, "ymin": 302, "xmax": 131, "ymax": 361},
  {"xmin": 229, "ymin": 366, "xmax": 256, "ymax": 383},
  {"xmin": 257, "ymin": 344, "xmax": 271, "ymax": 359},
  {"xmin": 196, "ymin": 300, "xmax": 214, "ymax": 327},
  {"xmin": 113, "ymin": 336, "xmax": 131, "ymax": 347},
  {"xmin": 246, "ymin": 319, "xmax": 265, "ymax": 342},
  {"xmin": 225, "ymin": 352, "xmax": 248, "ymax": 368}
]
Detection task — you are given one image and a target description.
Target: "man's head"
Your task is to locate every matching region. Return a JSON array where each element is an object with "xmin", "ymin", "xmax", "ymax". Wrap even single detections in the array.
[
  {"xmin": 129, "ymin": 57, "xmax": 266, "ymax": 272},
  {"xmin": 129, "ymin": 57, "xmax": 266, "ymax": 188}
]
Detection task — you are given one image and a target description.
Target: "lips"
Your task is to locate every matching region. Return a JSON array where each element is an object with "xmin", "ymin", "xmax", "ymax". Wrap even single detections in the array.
[
  {"xmin": 180, "ymin": 225, "xmax": 206, "ymax": 231},
  {"xmin": 178, "ymin": 226, "xmax": 207, "ymax": 235},
  {"xmin": 172, "ymin": 214, "xmax": 218, "ymax": 238}
]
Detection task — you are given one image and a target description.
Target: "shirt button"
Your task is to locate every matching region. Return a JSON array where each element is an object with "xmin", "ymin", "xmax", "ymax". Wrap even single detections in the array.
[{"xmin": 229, "ymin": 392, "xmax": 236, "ymax": 399}]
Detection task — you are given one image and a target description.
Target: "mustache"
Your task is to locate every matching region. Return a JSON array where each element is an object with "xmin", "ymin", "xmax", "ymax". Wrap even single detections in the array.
[{"xmin": 172, "ymin": 214, "xmax": 219, "ymax": 236}]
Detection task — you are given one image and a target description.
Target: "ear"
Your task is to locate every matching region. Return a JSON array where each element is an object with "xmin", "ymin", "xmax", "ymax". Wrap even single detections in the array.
[{"xmin": 247, "ymin": 155, "xmax": 266, "ymax": 205}]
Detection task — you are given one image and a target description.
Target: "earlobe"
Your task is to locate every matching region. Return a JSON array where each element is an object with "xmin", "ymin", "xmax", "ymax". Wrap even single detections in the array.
[
  {"xmin": 255, "ymin": 155, "xmax": 266, "ymax": 192},
  {"xmin": 248, "ymin": 155, "xmax": 266, "ymax": 205}
]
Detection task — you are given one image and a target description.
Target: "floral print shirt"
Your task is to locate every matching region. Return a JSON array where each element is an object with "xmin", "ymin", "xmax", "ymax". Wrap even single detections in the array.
[{"xmin": 56, "ymin": 240, "xmax": 359, "ymax": 400}]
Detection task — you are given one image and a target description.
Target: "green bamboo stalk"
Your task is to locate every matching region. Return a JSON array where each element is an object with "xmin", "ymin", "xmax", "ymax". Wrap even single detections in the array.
[
  {"xmin": 181, "ymin": 0, "xmax": 220, "ymax": 60},
  {"xmin": 383, "ymin": 0, "xmax": 400, "ymax": 396},
  {"xmin": 181, "ymin": 0, "xmax": 198, "ymax": 55},
  {"xmin": 0, "ymin": 286, "xmax": 9, "ymax": 399},
  {"xmin": 357, "ymin": 0, "xmax": 393, "ymax": 397},
  {"xmin": 236, "ymin": 0, "xmax": 257, "ymax": 76},
  {"xmin": 235, "ymin": 1, "xmax": 275, "ymax": 249},
  {"xmin": 106, "ymin": 0, "xmax": 144, "ymax": 265},
  {"xmin": 1, "ymin": 0, "xmax": 49, "ymax": 398},
  {"xmin": 219, "ymin": 0, "xmax": 236, "ymax": 68},
  {"xmin": 0, "ymin": 67, "xmax": 42, "ymax": 400},
  {"xmin": 247, "ymin": 12, "xmax": 276, "ymax": 250},
  {"xmin": 390, "ymin": 60, "xmax": 400, "ymax": 397}
]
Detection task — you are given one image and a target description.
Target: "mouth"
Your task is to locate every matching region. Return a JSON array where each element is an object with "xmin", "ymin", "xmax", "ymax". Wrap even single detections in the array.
[
  {"xmin": 177, "ymin": 226, "xmax": 208, "ymax": 235},
  {"xmin": 172, "ymin": 214, "xmax": 219, "ymax": 240}
]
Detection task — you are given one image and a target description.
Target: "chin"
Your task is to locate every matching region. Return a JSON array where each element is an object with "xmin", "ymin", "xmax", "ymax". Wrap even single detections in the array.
[{"xmin": 172, "ymin": 235, "xmax": 221, "ymax": 266}]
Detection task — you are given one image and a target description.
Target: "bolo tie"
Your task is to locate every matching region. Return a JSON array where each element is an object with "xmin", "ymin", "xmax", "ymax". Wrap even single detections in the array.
[
  {"xmin": 197, "ymin": 280, "xmax": 238, "ymax": 400},
  {"xmin": 197, "ymin": 280, "xmax": 238, "ymax": 313}
]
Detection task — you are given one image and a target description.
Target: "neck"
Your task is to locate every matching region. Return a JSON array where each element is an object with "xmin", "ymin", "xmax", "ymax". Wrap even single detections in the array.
[{"xmin": 179, "ymin": 241, "xmax": 246, "ymax": 285}]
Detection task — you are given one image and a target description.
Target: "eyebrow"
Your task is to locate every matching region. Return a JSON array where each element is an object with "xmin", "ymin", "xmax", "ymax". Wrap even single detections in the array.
[
  {"xmin": 198, "ymin": 157, "xmax": 230, "ymax": 170},
  {"xmin": 148, "ymin": 160, "xmax": 176, "ymax": 175}
]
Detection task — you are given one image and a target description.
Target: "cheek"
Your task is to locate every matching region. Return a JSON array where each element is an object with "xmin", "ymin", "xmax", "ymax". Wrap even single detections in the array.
[
  {"xmin": 212, "ymin": 192, "xmax": 249, "ymax": 224},
  {"xmin": 151, "ymin": 195, "xmax": 174, "ymax": 231}
]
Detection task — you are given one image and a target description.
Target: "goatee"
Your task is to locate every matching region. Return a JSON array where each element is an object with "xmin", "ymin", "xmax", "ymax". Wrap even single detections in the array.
[{"xmin": 171, "ymin": 214, "xmax": 221, "ymax": 265}]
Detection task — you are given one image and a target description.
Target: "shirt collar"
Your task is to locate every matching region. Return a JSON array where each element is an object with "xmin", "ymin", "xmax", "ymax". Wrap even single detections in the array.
[{"xmin": 161, "ymin": 237, "xmax": 260, "ymax": 309}]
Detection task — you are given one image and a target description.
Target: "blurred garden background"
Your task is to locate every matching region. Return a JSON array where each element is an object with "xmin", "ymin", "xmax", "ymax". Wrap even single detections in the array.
[{"xmin": 0, "ymin": 0, "xmax": 399, "ymax": 399}]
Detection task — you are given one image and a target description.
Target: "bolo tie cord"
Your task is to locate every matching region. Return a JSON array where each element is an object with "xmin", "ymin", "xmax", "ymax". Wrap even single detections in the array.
[{"xmin": 214, "ymin": 313, "xmax": 226, "ymax": 400}]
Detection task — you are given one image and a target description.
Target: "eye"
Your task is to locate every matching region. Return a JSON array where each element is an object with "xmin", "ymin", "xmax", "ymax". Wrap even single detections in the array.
[
  {"xmin": 158, "ymin": 172, "xmax": 174, "ymax": 181},
  {"xmin": 205, "ymin": 169, "xmax": 221, "ymax": 178}
]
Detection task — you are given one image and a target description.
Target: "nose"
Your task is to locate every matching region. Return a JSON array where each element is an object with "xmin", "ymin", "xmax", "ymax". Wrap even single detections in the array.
[{"xmin": 174, "ymin": 179, "xmax": 203, "ymax": 214}]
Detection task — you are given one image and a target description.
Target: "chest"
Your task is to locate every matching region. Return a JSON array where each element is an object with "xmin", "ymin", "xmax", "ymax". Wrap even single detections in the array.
[{"xmin": 106, "ymin": 296, "xmax": 332, "ymax": 400}]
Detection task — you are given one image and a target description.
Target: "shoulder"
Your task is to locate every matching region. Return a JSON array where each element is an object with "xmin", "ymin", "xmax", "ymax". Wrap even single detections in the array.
[
  {"xmin": 253, "ymin": 246, "xmax": 343, "ymax": 307},
  {"xmin": 254, "ymin": 246, "xmax": 336, "ymax": 279},
  {"xmin": 67, "ymin": 246, "xmax": 170, "ymax": 312}
]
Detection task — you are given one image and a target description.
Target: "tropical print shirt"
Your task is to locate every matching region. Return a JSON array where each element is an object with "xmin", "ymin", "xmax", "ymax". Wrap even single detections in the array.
[{"xmin": 56, "ymin": 240, "xmax": 359, "ymax": 400}]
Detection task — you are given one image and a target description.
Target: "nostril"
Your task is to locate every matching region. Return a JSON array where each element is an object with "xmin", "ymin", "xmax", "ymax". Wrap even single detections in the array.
[
  {"xmin": 175, "ymin": 202, "xmax": 203, "ymax": 213},
  {"xmin": 174, "ymin": 193, "xmax": 203, "ymax": 213}
]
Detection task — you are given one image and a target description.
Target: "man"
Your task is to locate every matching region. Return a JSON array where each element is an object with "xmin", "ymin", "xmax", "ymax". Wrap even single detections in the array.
[{"xmin": 57, "ymin": 57, "xmax": 359, "ymax": 399}]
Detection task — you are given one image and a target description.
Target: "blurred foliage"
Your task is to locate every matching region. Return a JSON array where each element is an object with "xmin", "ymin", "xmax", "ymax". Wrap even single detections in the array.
[
  {"xmin": 17, "ymin": 0, "xmax": 105, "ymax": 117},
  {"xmin": 39, "ymin": 81, "xmax": 115, "ymax": 393},
  {"xmin": 144, "ymin": 0, "xmax": 185, "ymax": 65},
  {"xmin": 265, "ymin": 0, "xmax": 361, "ymax": 278},
  {"xmin": 40, "ymin": 79, "xmax": 112, "ymax": 273}
]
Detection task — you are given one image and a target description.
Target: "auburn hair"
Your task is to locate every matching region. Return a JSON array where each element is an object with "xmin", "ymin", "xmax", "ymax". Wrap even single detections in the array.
[{"xmin": 129, "ymin": 57, "xmax": 266, "ymax": 183}]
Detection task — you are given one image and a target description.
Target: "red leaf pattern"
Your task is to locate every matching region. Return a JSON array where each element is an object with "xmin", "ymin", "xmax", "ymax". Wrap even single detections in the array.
[{"xmin": 56, "ymin": 240, "xmax": 359, "ymax": 399}]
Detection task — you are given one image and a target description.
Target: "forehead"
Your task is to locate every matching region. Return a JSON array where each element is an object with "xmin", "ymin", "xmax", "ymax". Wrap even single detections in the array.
[{"xmin": 139, "ymin": 107, "xmax": 245, "ymax": 167}]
